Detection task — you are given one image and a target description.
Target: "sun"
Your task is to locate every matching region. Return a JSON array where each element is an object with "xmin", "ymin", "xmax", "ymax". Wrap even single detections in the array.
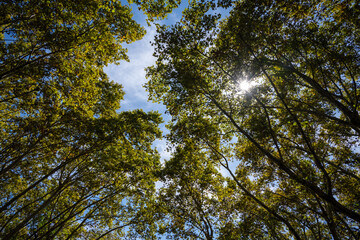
[
  {"xmin": 236, "ymin": 78, "xmax": 259, "ymax": 94},
  {"xmin": 223, "ymin": 78, "xmax": 260, "ymax": 97},
  {"xmin": 238, "ymin": 80, "xmax": 252, "ymax": 92}
]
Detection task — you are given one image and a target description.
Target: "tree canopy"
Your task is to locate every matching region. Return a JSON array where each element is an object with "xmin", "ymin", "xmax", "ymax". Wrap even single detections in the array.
[
  {"xmin": 147, "ymin": 0, "xmax": 360, "ymax": 239},
  {"xmin": 2, "ymin": 0, "xmax": 360, "ymax": 239},
  {"xmin": 0, "ymin": 0, "xmax": 179, "ymax": 239}
]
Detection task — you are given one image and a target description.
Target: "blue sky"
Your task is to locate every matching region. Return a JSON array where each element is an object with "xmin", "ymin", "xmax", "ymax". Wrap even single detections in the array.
[{"xmin": 104, "ymin": 3, "xmax": 189, "ymax": 163}]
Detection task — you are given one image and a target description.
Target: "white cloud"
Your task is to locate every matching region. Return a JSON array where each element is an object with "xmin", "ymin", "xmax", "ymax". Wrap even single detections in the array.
[
  {"xmin": 105, "ymin": 26, "xmax": 157, "ymax": 111},
  {"xmin": 153, "ymin": 138, "xmax": 172, "ymax": 163},
  {"xmin": 105, "ymin": 25, "xmax": 172, "ymax": 162},
  {"xmin": 104, "ymin": 3, "xmax": 194, "ymax": 168}
]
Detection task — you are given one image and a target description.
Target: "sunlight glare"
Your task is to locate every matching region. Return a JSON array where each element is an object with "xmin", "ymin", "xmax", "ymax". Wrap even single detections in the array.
[
  {"xmin": 223, "ymin": 77, "xmax": 261, "ymax": 98},
  {"xmin": 235, "ymin": 79, "xmax": 259, "ymax": 95},
  {"xmin": 239, "ymin": 80, "xmax": 252, "ymax": 92}
]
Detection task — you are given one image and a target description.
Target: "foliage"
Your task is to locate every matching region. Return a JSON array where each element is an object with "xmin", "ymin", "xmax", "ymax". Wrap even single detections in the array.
[
  {"xmin": 147, "ymin": 0, "xmax": 360, "ymax": 239},
  {"xmin": 0, "ymin": 0, "xmax": 178, "ymax": 239}
]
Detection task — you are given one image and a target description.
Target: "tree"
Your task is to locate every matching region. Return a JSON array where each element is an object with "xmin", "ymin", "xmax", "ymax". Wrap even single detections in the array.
[
  {"xmin": 155, "ymin": 140, "xmax": 227, "ymax": 240},
  {"xmin": 0, "ymin": 0, "xmax": 179, "ymax": 239},
  {"xmin": 147, "ymin": 0, "xmax": 360, "ymax": 238}
]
